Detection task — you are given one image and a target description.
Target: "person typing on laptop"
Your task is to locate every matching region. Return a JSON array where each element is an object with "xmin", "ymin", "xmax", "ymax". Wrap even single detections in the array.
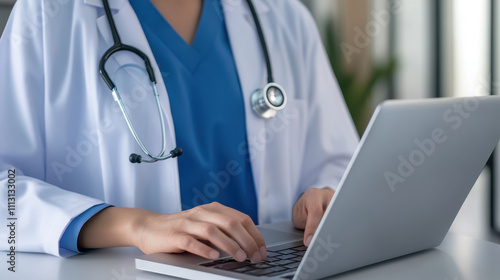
[
  {"xmin": 78, "ymin": 189, "xmax": 337, "ymax": 263},
  {"xmin": 0, "ymin": 0, "xmax": 358, "ymax": 265}
]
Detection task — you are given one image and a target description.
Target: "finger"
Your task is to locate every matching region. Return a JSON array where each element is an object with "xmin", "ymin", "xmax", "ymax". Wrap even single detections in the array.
[
  {"xmin": 303, "ymin": 206, "xmax": 324, "ymax": 247},
  {"xmin": 292, "ymin": 200, "xmax": 307, "ymax": 230},
  {"xmin": 216, "ymin": 205, "xmax": 267, "ymax": 259},
  {"xmin": 185, "ymin": 221, "xmax": 248, "ymax": 262},
  {"xmin": 241, "ymin": 219, "xmax": 267, "ymax": 260},
  {"xmin": 322, "ymin": 187, "xmax": 335, "ymax": 207},
  {"xmin": 174, "ymin": 234, "xmax": 220, "ymax": 260},
  {"xmin": 199, "ymin": 203, "xmax": 263, "ymax": 262},
  {"xmin": 209, "ymin": 212, "xmax": 262, "ymax": 263}
]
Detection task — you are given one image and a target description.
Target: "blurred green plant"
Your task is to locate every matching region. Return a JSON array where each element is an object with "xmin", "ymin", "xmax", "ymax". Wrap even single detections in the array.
[{"xmin": 324, "ymin": 20, "xmax": 397, "ymax": 135}]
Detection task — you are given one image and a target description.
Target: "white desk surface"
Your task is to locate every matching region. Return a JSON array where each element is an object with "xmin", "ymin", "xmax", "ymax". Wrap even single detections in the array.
[{"xmin": 2, "ymin": 232, "xmax": 500, "ymax": 280}]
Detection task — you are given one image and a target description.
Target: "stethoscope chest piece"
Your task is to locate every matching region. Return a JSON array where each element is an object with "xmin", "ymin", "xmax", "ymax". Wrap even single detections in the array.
[{"xmin": 251, "ymin": 83, "xmax": 287, "ymax": 119}]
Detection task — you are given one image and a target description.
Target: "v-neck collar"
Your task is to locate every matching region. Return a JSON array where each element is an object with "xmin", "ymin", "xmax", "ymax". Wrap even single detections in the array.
[{"xmin": 131, "ymin": 0, "xmax": 222, "ymax": 73}]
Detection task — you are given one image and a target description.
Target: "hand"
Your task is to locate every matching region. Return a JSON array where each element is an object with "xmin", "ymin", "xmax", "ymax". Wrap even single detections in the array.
[
  {"xmin": 79, "ymin": 203, "xmax": 267, "ymax": 263},
  {"xmin": 292, "ymin": 187, "xmax": 335, "ymax": 247},
  {"xmin": 135, "ymin": 202, "xmax": 267, "ymax": 263}
]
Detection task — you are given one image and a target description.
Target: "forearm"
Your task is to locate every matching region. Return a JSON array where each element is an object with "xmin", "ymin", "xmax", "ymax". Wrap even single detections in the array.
[{"xmin": 77, "ymin": 207, "xmax": 157, "ymax": 250}]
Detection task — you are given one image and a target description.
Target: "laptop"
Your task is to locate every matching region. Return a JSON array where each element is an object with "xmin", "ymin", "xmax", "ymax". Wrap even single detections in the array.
[{"xmin": 136, "ymin": 96, "xmax": 500, "ymax": 279}]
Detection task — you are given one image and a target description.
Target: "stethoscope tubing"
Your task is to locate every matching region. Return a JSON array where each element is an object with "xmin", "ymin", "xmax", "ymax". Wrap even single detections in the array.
[
  {"xmin": 100, "ymin": 44, "xmax": 157, "ymax": 91},
  {"xmin": 111, "ymin": 85, "xmax": 169, "ymax": 162},
  {"xmin": 245, "ymin": 0, "xmax": 274, "ymax": 84},
  {"xmin": 99, "ymin": 0, "xmax": 285, "ymax": 163}
]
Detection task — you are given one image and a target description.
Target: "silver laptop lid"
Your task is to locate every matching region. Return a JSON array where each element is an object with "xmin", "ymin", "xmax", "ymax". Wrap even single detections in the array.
[{"xmin": 296, "ymin": 96, "xmax": 500, "ymax": 279}]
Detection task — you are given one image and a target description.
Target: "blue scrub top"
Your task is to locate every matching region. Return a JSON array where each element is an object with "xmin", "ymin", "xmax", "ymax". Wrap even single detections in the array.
[{"xmin": 130, "ymin": 0, "xmax": 259, "ymax": 223}]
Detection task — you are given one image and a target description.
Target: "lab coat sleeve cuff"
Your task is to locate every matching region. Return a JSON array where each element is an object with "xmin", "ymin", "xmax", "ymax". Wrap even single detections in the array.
[{"xmin": 59, "ymin": 203, "xmax": 112, "ymax": 255}]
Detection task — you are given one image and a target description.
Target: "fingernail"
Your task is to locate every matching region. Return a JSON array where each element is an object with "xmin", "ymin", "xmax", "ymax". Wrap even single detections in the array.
[
  {"xmin": 209, "ymin": 250, "xmax": 220, "ymax": 259},
  {"xmin": 305, "ymin": 235, "xmax": 313, "ymax": 247},
  {"xmin": 235, "ymin": 249, "xmax": 247, "ymax": 262},
  {"xmin": 260, "ymin": 246, "xmax": 267, "ymax": 260},
  {"xmin": 250, "ymin": 252, "xmax": 262, "ymax": 263}
]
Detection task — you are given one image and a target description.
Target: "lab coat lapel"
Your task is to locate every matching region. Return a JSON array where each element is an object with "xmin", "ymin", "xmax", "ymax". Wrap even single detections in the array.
[
  {"xmin": 222, "ymin": 1, "xmax": 270, "ymax": 201},
  {"xmin": 86, "ymin": 0, "xmax": 182, "ymax": 211},
  {"xmin": 92, "ymin": 0, "xmax": 177, "ymax": 151}
]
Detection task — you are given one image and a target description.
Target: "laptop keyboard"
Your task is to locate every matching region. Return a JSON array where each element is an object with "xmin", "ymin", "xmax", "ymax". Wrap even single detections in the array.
[{"xmin": 199, "ymin": 241, "xmax": 305, "ymax": 278}]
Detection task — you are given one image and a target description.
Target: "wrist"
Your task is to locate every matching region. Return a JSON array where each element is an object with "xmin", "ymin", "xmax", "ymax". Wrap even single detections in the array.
[
  {"xmin": 127, "ymin": 208, "xmax": 160, "ymax": 248},
  {"xmin": 78, "ymin": 207, "xmax": 159, "ymax": 249}
]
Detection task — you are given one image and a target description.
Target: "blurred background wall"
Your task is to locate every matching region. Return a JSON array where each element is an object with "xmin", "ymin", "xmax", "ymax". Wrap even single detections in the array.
[
  {"xmin": 301, "ymin": 0, "xmax": 500, "ymax": 245},
  {"xmin": 0, "ymin": 0, "xmax": 13, "ymax": 32},
  {"xmin": 1, "ymin": 0, "xmax": 499, "ymax": 243}
]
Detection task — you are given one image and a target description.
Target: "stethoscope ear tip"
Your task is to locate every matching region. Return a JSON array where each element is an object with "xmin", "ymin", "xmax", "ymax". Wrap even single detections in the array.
[
  {"xmin": 171, "ymin": 147, "xmax": 183, "ymax": 158},
  {"xmin": 129, "ymin": 153, "xmax": 142, "ymax": 163},
  {"xmin": 129, "ymin": 147, "xmax": 182, "ymax": 164}
]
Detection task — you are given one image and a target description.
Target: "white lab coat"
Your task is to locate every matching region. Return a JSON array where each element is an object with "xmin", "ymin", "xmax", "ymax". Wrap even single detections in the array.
[{"xmin": 0, "ymin": 0, "xmax": 358, "ymax": 257}]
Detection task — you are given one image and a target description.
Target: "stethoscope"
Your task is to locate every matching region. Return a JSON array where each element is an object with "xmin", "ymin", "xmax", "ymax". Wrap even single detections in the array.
[{"xmin": 99, "ymin": 0, "xmax": 287, "ymax": 164}]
